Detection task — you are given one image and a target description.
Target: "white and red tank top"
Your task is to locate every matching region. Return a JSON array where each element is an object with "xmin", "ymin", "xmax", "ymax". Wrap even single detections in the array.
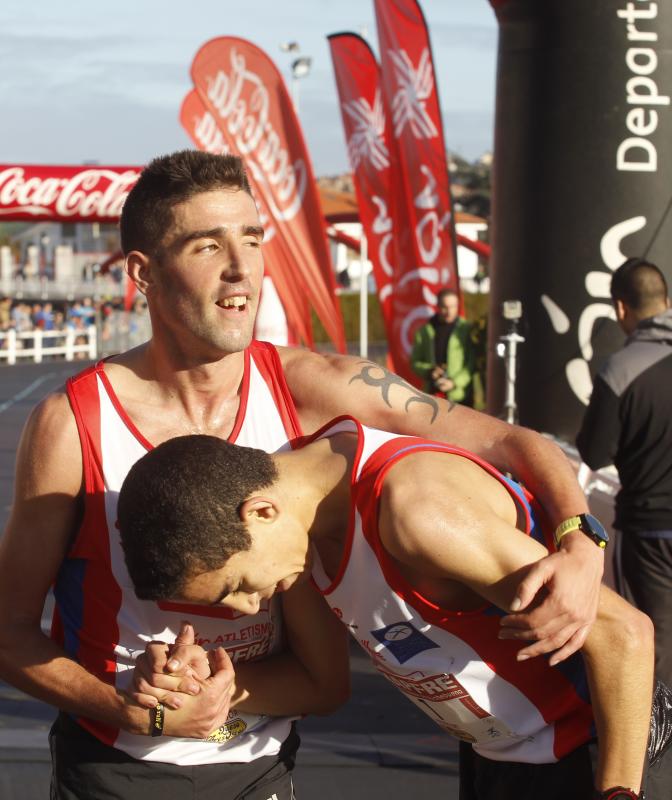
[
  {"xmin": 310, "ymin": 418, "xmax": 595, "ymax": 764},
  {"xmin": 54, "ymin": 341, "xmax": 303, "ymax": 765}
]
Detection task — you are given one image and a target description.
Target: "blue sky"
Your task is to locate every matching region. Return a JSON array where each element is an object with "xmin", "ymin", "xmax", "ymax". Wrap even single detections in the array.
[{"xmin": 0, "ymin": 0, "xmax": 497, "ymax": 175}]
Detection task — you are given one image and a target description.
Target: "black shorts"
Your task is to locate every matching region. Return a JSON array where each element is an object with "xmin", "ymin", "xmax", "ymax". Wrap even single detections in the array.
[
  {"xmin": 458, "ymin": 741, "xmax": 594, "ymax": 800},
  {"xmin": 49, "ymin": 712, "xmax": 299, "ymax": 800}
]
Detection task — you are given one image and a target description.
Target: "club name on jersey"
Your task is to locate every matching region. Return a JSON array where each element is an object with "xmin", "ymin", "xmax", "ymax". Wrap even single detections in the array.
[
  {"xmin": 195, "ymin": 621, "xmax": 274, "ymax": 647},
  {"xmin": 380, "ymin": 668, "xmax": 466, "ymax": 701}
]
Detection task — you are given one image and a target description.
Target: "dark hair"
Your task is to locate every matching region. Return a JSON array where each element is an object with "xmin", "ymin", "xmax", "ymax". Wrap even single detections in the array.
[
  {"xmin": 437, "ymin": 288, "xmax": 459, "ymax": 304},
  {"xmin": 119, "ymin": 150, "xmax": 253, "ymax": 257},
  {"xmin": 611, "ymin": 257, "xmax": 668, "ymax": 313},
  {"xmin": 117, "ymin": 435, "xmax": 278, "ymax": 601}
]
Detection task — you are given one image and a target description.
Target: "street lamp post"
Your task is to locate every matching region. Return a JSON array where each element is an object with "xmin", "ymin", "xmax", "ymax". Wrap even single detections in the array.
[{"xmin": 279, "ymin": 42, "xmax": 311, "ymax": 114}]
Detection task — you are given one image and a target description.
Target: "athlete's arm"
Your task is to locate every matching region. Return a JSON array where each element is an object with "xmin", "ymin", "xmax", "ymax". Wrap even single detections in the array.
[
  {"xmin": 281, "ymin": 349, "xmax": 600, "ymax": 662},
  {"xmin": 131, "ymin": 583, "xmax": 350, "ymax": 717},
  {"xmin": 380, "ymin": 462, "xmax": 652, "ymax": 793},
  {"xmin": 232, "ymin": 581, "xmax": 350, "ymax": 715},
  {"xmin": 0, "ymin": 393, "xmax": 234, "ymax": 739}
]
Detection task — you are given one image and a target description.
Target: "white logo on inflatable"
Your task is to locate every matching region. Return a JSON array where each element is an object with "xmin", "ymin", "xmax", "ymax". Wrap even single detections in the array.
[
  {"xmin": 342, "ymin": 90, "xmax": 390, "ymax": 171},
  {"xmin": 541, "ymin": 215, "xmax": 647, "ymax": 404},
  {"xmin": 204, "ymin": 48, "xmax": 307, "ymax": 223},
  {"xmin": 388, "ymin": 48, "xmax": 439, "ymax": 139}
]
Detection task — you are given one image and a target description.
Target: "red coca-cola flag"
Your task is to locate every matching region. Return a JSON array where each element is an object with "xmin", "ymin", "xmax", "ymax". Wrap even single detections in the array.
[
  {"xmin": 0, "ymin": 165, "xmax": 140, "ymax": 223},
  {"xmin": 180, "ymin": 89, "xmax": 313, "ymax": 346},
  {"xmin": 374, "ymin": 0, "xmax": 460, "ymax": 368},
  {"xmin": 190, "ymin": 38, "xmax": 346, "ymax": 353},
  {"xmin": 328, "ymin": 33, "xmax": 404, "ymax": 368}
]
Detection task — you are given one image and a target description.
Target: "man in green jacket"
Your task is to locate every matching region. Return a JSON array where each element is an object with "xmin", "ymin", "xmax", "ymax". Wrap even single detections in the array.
[{"xmin": 411, "ymin": 288, "xmax": 475, "ymax": 405}]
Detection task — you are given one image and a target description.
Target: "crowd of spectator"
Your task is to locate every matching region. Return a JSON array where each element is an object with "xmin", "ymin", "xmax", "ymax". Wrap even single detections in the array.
[
  {"xmin": 0, "ymin": 295, "xmax": 151, "ymax": 360},
  {"xmin": 0, "ymin": 296, "xmax": 98, "ymax": 334}
]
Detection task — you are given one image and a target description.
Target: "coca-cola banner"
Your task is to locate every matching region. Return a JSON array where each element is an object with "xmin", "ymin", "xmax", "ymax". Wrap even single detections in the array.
[
  {"xmin": 180, "ymin": 89, "xmax": 313, "ymax": 347},
  {"xmin": 328, "ymin": 33, "xmax": 403, "ymax": 368},
  {"xmin": 191, "ymin": 37, "xmax": 346, "ymax": 353},
  {"xmin": 0, "ymin": 165, "xmax": 140, "ymax": 223},
  {"xmin": 487, "ymin": 0, "xmax": 672, "ymax": 438},
  {"xmin": 374, "ymin": 0, "xmax": 460, "ymax": 369}
]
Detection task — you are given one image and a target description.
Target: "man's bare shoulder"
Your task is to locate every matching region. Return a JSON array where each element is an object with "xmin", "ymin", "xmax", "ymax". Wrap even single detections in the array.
[
  {"xmin": 27, "ymin": 387, "xmax": 75, "ymax": 440},
  {"xmin": 380, "ymin": 452, "xmax": 468, "ymax": 560},
  {"xmin": 277, "ymin": 346, "xmax": 353, "ymax": 376},
  {"xmin": 100, "ymin": 347, "xmax": 154, "ymax": 399},
  {"xmin": 18, "ymin": 388, "xmax": 82, "ymax": 496}
]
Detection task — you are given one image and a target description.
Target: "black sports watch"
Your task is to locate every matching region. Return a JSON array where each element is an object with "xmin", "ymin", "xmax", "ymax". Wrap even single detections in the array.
[{"xmin": 553, "ymin": 513, "xmax": 609, "ymax": 550}]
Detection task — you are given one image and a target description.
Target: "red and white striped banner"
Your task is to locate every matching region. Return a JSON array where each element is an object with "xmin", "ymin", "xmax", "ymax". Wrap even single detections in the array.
[
  {"xmin": 374, "ymin": 0, "xmax": 460, "ymax": 363},
  {"xmin": 180, "ymin": 89, "xmax": 312, "ymax": 346},
  {"xmin": 190, "ymin": 37, "xmax": 346, "ymax": 353},
  {"xmin": 0, "ymin": 164, "xmax": 140, "ymax": 223}
]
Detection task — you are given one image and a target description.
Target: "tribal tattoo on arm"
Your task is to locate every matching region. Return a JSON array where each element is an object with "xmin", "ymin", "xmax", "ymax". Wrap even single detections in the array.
[{"xmin": 348, "ymin": 363, "xmax": 454, "ymax": 424}]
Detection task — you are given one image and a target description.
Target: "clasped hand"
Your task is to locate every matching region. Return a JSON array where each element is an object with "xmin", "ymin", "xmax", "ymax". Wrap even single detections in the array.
[{"xmin": 129, "ymin": 621, "xmax": 234, "ymax": 739}]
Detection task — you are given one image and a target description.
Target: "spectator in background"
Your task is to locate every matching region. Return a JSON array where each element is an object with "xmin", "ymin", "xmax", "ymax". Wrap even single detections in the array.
[
  {"xmin": 52, "ymin": 310, "xmax": 66, "ymax": 331},
  {"xmin": 577, "ymin": 257, "xmax": 672, "ymax": 695},
  {"xmin": 41, "ymin": 302, "xmax": 55, "ymax": 331},
  {"xmin": 0, "ymin": 297, "xmax": 11, "ymax": 331},
  {"xmin": 80, "ymin": 296, "xmax": 96, "ymax": 324},
  {"xmin": 10, "ymin": 302, "xmax": 31, "ymax": 333},
  {"xmin": 31, "ymin": 302, "xmax": 55, "ymax": 331},
  {"xmin": 31, "ymin": 303, "xmax": 44, "ymax": 329},
  {"xmin": 411, "ymin": 288, "xmax": 475, "ymax": 406}
]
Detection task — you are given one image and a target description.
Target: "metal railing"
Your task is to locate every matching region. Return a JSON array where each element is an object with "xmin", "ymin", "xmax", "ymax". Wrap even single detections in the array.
[{"xmin": 0, "ymin": 326, "xmax": 97, "ymax": 364}]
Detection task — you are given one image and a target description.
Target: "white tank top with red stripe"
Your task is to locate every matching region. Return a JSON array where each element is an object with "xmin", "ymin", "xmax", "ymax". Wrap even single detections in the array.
[
  {"xmin": 57, "ymin": 341, "xmax": 303, "ymax": 765},
  {"xmin": 310, "ymin": 417, "xmax": 594, "ymax": 764}
]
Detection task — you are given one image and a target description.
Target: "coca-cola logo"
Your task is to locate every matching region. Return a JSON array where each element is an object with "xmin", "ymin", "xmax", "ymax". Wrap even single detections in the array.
[
  {"xmin": 193, "ymin": 111, "xmax": 229, "ymax": 156},
  {"xmin": 0, "ymin": 167, "xmax": 140, "ymax": 220},
  {"xmin": 201, "ymin": 48, "xmax": 307, "ymax": 222}
]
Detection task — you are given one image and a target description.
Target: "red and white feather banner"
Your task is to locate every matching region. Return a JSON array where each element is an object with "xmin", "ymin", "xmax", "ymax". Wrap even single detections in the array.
[
  {"xmin": 374, "ymin": 0, "xmax": 460, "ymax": 362},
  {"xmin": 328, "ymin": 33, "xmax": 403, "ymax": 368}
]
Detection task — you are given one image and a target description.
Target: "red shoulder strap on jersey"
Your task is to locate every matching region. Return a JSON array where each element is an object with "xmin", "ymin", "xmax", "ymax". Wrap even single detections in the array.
[{"xmin": 249, "ymin": 341, "xmax": 303, "ymax": 441}]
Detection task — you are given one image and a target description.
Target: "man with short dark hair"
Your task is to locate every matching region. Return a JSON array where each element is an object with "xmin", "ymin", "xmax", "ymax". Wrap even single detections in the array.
[
  {"xmin": 116, "ymin": 425, "xmax": 669, "ymax": 800},
  {"xmin": 0, "ymin": 149, "xmax": 606, "ymax": 799},
  {"xmin": 577, "ymin": 257, "xmax": 672, "ymax": 701},
  {"xmin": 411, "ymin": 288, "xmax": 475, "ymax": 405}
]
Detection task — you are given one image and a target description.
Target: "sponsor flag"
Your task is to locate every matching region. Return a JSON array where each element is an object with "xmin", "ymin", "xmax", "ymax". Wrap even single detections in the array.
[
  {"xmin": 180, "ymin": 89, "xmax": 311, "ymax": 346},
  {"xmin": 190, "ymin": 38, "xmax": 346, "ymax": 352},
  {"xmin": 374, "ymin": 0, "xmax": 460, "ymax": 371},
  {"xmin": 329, "ymin": 33, "xmax": 407, "ymax": 371}
]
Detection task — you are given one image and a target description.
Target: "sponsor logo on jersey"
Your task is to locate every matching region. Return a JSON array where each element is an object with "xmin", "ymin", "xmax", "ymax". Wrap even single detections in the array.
[
  {"xmin": 370, "ymin": 621, "xmax": 439, "ymax": 663},
  {"xmin": 375, "ymin": 665, "xmax": 490, "ymax": 720}
]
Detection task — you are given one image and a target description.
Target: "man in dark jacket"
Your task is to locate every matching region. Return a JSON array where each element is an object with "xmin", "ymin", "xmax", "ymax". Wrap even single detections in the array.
[
  {"xmin": 577, "ymin": 257, "xmax": 672, "ymax": 697},
  {"xmin": 411, "ymin": 288, "xmax": 475, "ymax": 405}
]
